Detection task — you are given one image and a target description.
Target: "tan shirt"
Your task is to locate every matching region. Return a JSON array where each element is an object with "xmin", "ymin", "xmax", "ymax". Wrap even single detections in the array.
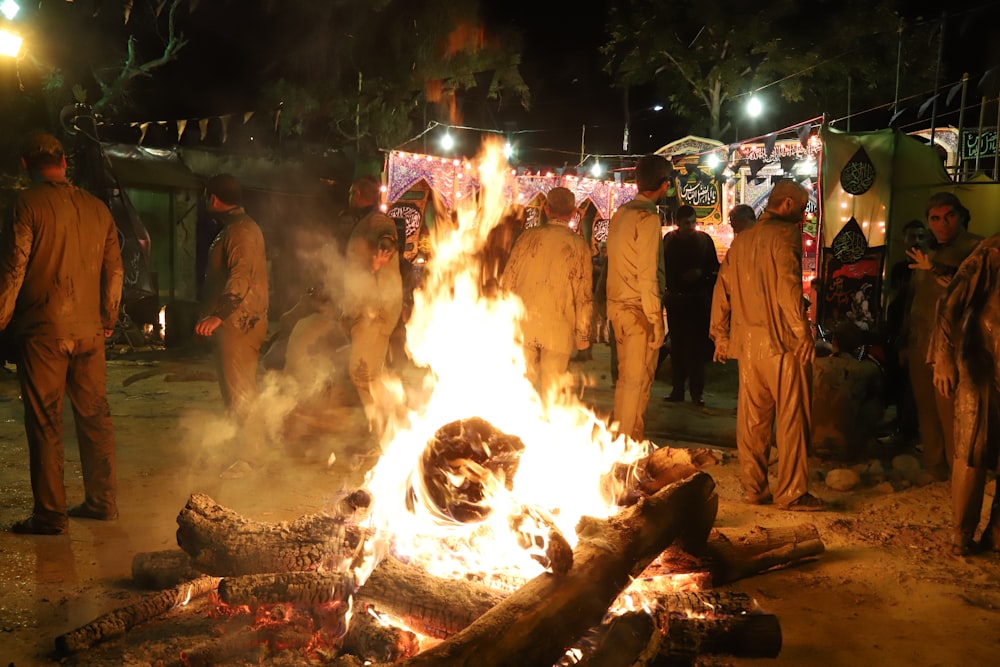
[
  {"xmin": 500, "ymin": 219, "xmax": 593, "ymax": 354},
  {"xmin": 342, "ymin": 208, "xmax": 402, "ymax": 336},
  {"xmin": 201, "ymin": 208, "xmax": 269, "ymax": 332},
  {"xmin": 606, "ymin": 194, "xmax": 665, "ymax": 326},
  {"xmin": 0, "ymin": 179, "xmax": 123, "ymax": 338},
  {"xmin": 710, "ymin": 210, "xmax": 810, "ymax": 360}
]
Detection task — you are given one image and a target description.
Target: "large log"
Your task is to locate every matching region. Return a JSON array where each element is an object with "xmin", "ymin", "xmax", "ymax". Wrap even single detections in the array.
[
  {"xmin": 658, "ymin": 613, "xmax": 782, "ymax": 663},
  {"xmin": 54, "ymin": 575, "xmax": 220, "ymax": 656},
  {"xmin": 131, "ymin": 549, "xmax": 200, "ymax": 590},
  {"xmin": 217, "ymin": 571, "xmax": 357, "ymax": 608},
  {"xmin": 698, "ymin": 523, "xmax": 825, "ymax": 585},
  {"xmin": 342, "ymin": 604, "xmax": 422, "ymax": 662},
  {"xmin": 175, "ymin": 492, "xmax": 367, "ymax": 576},
  {"xmin": 390, "ymin": 471, "xmax": 718, "ymax": 667}
]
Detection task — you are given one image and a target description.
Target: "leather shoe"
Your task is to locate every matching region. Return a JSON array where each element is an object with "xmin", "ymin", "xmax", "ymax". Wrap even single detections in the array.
[
  {"xmin": 663, "ymin": 393, "xmax": 684, "ymax": 403},
  {"xmin": 68, "ymin": 503, "xmax": 119, "ymax": 521},
  {"xmin": 692, "ymin": 397, "xmax": 705, "ymax": 407},
  {"xmin": 11, "ymin": 516, "xmax": 67, "ymax": 535},
  {"xmin": 779, "ymin": 493, "xmax": 826, "ymax": 512}
]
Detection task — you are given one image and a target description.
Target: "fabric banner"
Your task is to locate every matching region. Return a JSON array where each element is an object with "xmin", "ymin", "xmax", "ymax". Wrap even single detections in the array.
[{"xmin": 816, "ymin": 246, "xmax": 885, "ymax": 335}]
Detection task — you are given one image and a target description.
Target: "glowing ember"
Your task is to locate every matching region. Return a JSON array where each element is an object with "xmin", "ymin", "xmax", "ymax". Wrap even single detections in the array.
[{"xmin": 362, "ymin": 137, "xmax": 651, "ymax": 589}]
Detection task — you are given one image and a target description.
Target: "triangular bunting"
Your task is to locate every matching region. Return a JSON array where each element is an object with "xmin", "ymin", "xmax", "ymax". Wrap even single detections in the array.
[
  {"xmin": 763, "ymin": 134, "xmax": 777, "ymax": 157},
  {"xmin": 199, "ymin": 118, "xmax": 209, "ymax": 141},
  {"xmin": 946, "ymin": 80, "xmax": 964, "ymax": 106},
  {"xmin": 917, "ymin": 94, "xmax": 938, "ymax": 119},
  {"xmin": 176, "ymin": 119, "xmax": 187, "ymax": 142}
]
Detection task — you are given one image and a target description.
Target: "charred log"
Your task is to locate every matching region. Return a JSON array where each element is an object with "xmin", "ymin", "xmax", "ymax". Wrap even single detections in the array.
[
  {"xmin": 54, "ymin": 575, "xmax": 220, "ymax": 656},
  {"xmin": 131, "ymin": 549, "xmax": 200, "ymax": 590},
  {"xmin": 701, "ymin": 524, "xmax": 825, "ymax": 585},
  {"xmin": 175, "ymin": 492, "xmax": 367, "ymax": 576},
  {"xmin": 217, "ymin": 571, "xmax": 357, "ymax": 609},
  {"xmin": 391, "ymin": 471, "xmax": 717, "ymax": 667},
  {"xmin": 343, "ymin": 604, "xmax": 422, "ymax": 663},
  {"xmin": 657, "ymin": 613, "xmax": 782, "ymax": 663}
]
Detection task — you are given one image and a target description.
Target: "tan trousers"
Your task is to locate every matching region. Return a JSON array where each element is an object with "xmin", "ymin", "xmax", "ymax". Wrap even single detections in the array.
[
  {"xmin": 909, "ymin": 344, "xmax": 955, "ymax": 479},
  {"xmin": 17, "ymin": 335, "xmax": 116, "ymax": 524},
  {"xmin": 523, "ymin": 343, "xmax": 571, "ymax": 400},
  {"xmin": 737, "ymin": 352, "xmax": 812, "ymax": 506},
  {"xmin": 214, "ymin": 320, "xmax": 266, "ymax": 455},
  {"xmin": 348, "ymin": 317, "xmax": 391, "ymax": 433},
  {"xmin": 608, "ymin": 303, "xmax": 657, "ymax": 442}
]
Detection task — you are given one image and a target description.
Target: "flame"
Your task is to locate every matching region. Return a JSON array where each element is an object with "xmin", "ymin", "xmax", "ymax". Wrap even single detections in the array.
[
  {"xmin": 363, "ymin": 138, "xmax": 650, "ymax": 589},
  {"xmin": 158, "ymin": 305, "xmax": 167, "ymax": 341}
]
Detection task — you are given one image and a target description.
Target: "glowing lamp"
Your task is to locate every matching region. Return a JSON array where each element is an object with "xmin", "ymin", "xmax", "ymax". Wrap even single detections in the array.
[
  {"xmin": 503, "ymin": 142, "xmax": 514, "ymax": 159},
  {"xmin": 0, "ymin": 27, "xmax": 21, "ymax": 58},
  {"xmin": 590, "ymin": 161, "xmax": 603, "ymax": 178},
  {"xmin": 1, "ymin": 0, "xmax": 19, "ymax": 21},
  {"xmin": 440, "ymin": 132, "xmax": 454, "ymax": 151},
  {"xmin": 747, "ymin": 95, "xmax": 762, "ymax": 118}
]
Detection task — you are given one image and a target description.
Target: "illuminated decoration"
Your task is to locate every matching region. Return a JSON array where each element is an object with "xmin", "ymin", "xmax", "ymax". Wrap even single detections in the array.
[
  {"xmin": 440, "ymin": 132, "xmax": 455, "ymax": 151},
  {"xmin": 747, "ymin": 95, "xmax": 762, "ymax": 118},
  {"xmin": 590, "ymin": 161, "xmax": 602, "ymax": 178},
  {"xmin": 0, "ymin": 27, "xmax": 21, "ymax": 57},
  {"xmin": 831, "ymin": 216, "xmax": 869, "ymax": 263},
  {"xmin": 0, "ymin": 0, "xmax": 18, "ymax": 21},
  {"xmin": 386, "ymin": 202, "xmax": 423, "ymax": 240},
  {"xmin": 839, "ymin": 147, "xmax": 876, "ymax": 195},
  {"xmin": 503, "ymin": 141, "xmax": 514, "ymax": 159}
]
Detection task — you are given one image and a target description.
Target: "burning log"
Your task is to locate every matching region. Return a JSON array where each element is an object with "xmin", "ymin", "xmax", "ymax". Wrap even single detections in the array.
[
  {"xmin": 217, "ymin": 571, "xmax": 358, "ymax": 608},
  {"xmin": 131, "ymin": 549, "xmax": 200, "ymax": 590},
  {"xmin": 176, "ymin": 492, "xmax": 367, "ymax": 576},
  {"xmin": 659, "ymin": 613, "xmax": 782, "ymax": 662},
  {"xmin": 343, "ymin": 604, "xmax": 422, "ymax": 662},
  {"xmin": 389, "ymin": 471, "xmax": 718, "ymax": 667},
  {"xmin": 54, "ymin": 575, "xmax": 220, "ymax": 656},
  {"xmin": 357, "ymin": 555, "xmax": 504, "ymax": 639}
]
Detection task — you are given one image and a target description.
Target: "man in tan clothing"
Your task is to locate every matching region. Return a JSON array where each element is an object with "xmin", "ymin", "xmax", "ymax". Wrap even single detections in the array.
[
  {"xmin": 500, "ymin": 186, "xmax": 592, "ymax": 398},
  {"xmin": 710, "ymin": 180, "xmax": 823, "ymax": 511},
  {"xmin": 0, "ymin": 131, "xmax": 123, "ymax": 534},
  {"xmin": 606, "ymin": 155, "xmax": 669, "ymax": 442},
  {"xmin": 195, "ymin": 174, "xmax": 269, "ymax": 476},
  {"xmin": 342, "ymin": 176, "xmax": 402, "ymax": 438},
  {"xmin": 903, "ymin": 192, "xmax": 981, "ymax": 480}
]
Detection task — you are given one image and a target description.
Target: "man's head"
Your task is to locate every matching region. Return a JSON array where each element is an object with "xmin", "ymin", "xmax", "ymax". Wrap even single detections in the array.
[
  {"xmin": 925, "ymin": 192, "xmax": 969, "ymax": 245},
  {"xmin": 544, "ymin": 186, "xmax": 576, "ymax": 222},
  {"xmin": 204, "ymin": 174, "xmax": 243, "ymax": 213},
  {"xmin": 675, "ymin": 204, "xmax": 697, "ymax": 233},
  {"xmin": 21, "ymin": 131, "xmax": 66, "ymax": 174},
  {"xmin": 765, "ymin": 179, "xmax": 809, "ymax": 223},
  {"xmin": 729, "ymin": 204, "xmax": 756, "ymax": 235},
  {"xmin": 349, "ymin": 176, "xmax": 381, "ymax": 212},
  {"xmin": 902, "ymin": 219, "xmax": 928, "ymax": 250},
  {"xmin": 635, "ymin": 154, "xmax": 672, "ymax": 196}
]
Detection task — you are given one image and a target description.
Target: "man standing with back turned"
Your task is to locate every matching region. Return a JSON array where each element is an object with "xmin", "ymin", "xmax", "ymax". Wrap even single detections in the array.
[
  {"xmin": 0, "ymin": 131, "xmax": 124, "ymax": 534},
  {"xmin": 606, "ymin": 154, "xmax": 669, "ymax": 442},
  {"xmin": 710, "ymin": 179, "xmax": 823, "ymax": 511}
]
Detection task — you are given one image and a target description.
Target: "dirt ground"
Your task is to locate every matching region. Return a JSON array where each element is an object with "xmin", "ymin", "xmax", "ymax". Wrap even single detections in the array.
[{"xmin": 1, "ymin": 341, "xmax": 999, "ymax": 666}]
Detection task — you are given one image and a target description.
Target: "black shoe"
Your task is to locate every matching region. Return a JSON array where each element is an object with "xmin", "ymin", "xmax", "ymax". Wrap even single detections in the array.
[
  {"xmin": 692, "ymin": 396, "xmax": 705, "ymax": 407},
  {"xmin": 742, "ymin": 491, "xmax": 773, "ymax": 505},
  {"xmin": 663, "ymin": 393, "xmax": 684, "ymax": 403},
  {"xmin": 68, "ymin": 503, "xmax": 119, "ymax": 521},
  {"xmin": 11, "ymin": 516, "xmax": 67, "ymax": 535}
]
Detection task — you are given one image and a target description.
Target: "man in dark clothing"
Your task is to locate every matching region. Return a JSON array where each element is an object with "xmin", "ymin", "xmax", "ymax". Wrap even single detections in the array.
[
  {"xmin": 662, "ymin": 205, "xmax": 719, "ymax": 406},
  {"xmin": 0, "ymin": 131, "xmax": 124, "ymax": 535},
  {"xmin": 195, "ymin": 174, "xmax": 269, "ymax": 478}
]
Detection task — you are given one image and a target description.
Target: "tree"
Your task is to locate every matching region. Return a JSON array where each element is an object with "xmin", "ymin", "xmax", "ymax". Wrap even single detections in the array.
[{"xmin": 601, "ymin": 0, "xmax": 935, "ymax": 141}]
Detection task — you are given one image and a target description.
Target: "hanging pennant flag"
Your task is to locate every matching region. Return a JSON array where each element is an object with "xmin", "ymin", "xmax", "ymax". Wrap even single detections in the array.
[
  {"xmin": 889, "ymin": 106, "xmax": 906, "ymax": 125},
  {"xmin": 220, "ymin": 114, "xmax": 232, "ymax": 143},
  {"xmin": 763, "ymin": 134, "xmax": 777, "ymax": 157},
  {"xmin": 917, "ymin": 94, "xmax": 938, "ymax": 118},
  {"xmin": 831, "ymin": 216, "xmax": 869, "ymax": 263},
  {"xmin": 199, "ymin": 118, "xmax": 209, "ymax": 141},
  {"xmin": 797, "ymin": 124, "xmax": 812, "ymax": 149},
  {"xmin": 840, "ymin": 147, "xmax": 876, "ymax": 195},
  {"xmin": 138, "ymin": 122, "xmax": 150, "ymax": 145},
  {"xmin": 748, "ymin": 159, "xmax": 765, "ymax": 178},
  {"xmin": 979, "ymin": 66, "xmax": 998, "ymax": 89},
  {"xmin": 243, "ymin": 111, "xmax": 254, "ymax": 124},
  {"xmin": 946, "ymin": 80, "xmax": 964, "ymax": 106},
  {"xmin": 176, "ymin": 119, "xmax": 187, "ymax": 142}
]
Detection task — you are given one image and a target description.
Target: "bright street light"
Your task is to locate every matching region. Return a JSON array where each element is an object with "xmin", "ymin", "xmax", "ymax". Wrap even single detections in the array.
[
  {"xmin": 503, "ymin": 141, "xmax": 514, "ymax": 159},
  {"xmin": 440, "ymin": 132, "xmax": 454, "ymax": 151},
  {"xmin": 590, "ymin": 161, "xmax": 603, "ymax": 178},
  {"xmin": 0, "ymin": 0, "xmax": 19, "ymax": 21},
  {"xmin": 0, "ymin": 27, "xmax": 22, "ymax": 58},
  {"xmin": 747, "ymin": 95, "xmax": 763, "ymax": 118}
]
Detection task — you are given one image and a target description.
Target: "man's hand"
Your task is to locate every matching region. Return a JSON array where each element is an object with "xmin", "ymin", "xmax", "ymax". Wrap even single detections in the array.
[
  {"xmin": 649, "ymin": 319, "xmax": 664, "ymax": 350},
  {"xmin": 195, "ymin": 315, "xmax": 223, "ymax": 337},
  {"xmin": 933, "ymin": 362, "xmax": 958, "ymax": 397},
  {"xmin": 372, "ymin": 246, "xmax": 394, "ymax": 273},
  {"xmin": 906, "ymin": 247, "xmax": 932, "ymax": 271},
  {"xmin": 713, "ymin": 341, "xmax": 728, "ymax": 363}
]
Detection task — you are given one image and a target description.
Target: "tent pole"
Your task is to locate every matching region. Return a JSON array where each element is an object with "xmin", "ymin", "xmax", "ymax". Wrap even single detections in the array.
[
  {"xmin": 993, "ymin": 96, "xmax": 1000, "ymax": 179},
  {"xmin": 955, "ymin": 73, "xmax": 969, "ymax": 182},
  {"xmin": 975, "ymin": 96, "xmax": 986, "ymax": 175},
  {"xmin": 929, "ymin": 12, "xmax": 946, "ymax": 148}
]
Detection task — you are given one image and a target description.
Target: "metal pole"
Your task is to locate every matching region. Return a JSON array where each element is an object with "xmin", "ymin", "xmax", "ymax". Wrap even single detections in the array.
[
  {"xmin": 893, "ymin": 18, "xmax": 903, "ymax": 113},
  {"xmin": 993, "ymin": 96, "xmax": 1000, "ymax": 179},
  {"xmin": 847, "ymin": 75, "xmax": 852, "ymax": 132},
  {"xmin": 580, "ymin": 124, "xmax": 586, "ymax": 164},
  {"xmin": 930, "ymin": 12, "xmax": 946, "ymax": 147},
  {"xmin": 956, "ymin": 73, "xmax": 969, "ymax": 181},
  {"xmin": 975, "ymin": 96, "xmax": 986, "ymax": 174}
]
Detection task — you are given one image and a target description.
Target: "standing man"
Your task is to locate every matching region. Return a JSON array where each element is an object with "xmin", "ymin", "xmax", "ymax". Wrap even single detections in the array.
[
  {"xmin": 500, "ymin": 186, "xmax": 592, "ymax": 398},
  {"xmin": 710, "ymin": 180, "xmax": 823, "ymax": 511},
  {"xmin": 903, "ymin": 192, "xmax": 981, "ymax": 480},
  {"xmin": 342, "ymin": 176, "xmax": 402, "ymax": 438},
  {"xmin": 662, "ymin": 204, "xmax": 719, "ymax": 406},
  {"xmin": 931, "ymin": 235, "xmax": 1000, "ymax": 555},
  {"xmin": 195, "ymin": 174, "xmax": 269, "ymax": 477},
  {"xmin": 728, "ymin": 204, "xmax": 757, "ymax": 236},
  {"xmin": 1, "ymin": 131, "xmax": 123, "ymax": 534},
  {"xmin": 606, "ymin": 154, "xmax": 669, "ymax": 442}
]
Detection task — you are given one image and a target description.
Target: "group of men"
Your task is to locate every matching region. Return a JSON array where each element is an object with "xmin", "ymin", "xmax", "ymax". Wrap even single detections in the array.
[{"xmin": 5, "ymin": 133, "xmax": 998, "ymax": 551}]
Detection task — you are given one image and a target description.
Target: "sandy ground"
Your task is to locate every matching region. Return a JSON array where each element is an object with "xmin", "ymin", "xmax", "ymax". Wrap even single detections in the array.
[{"xmin": 1, "ymin": 341, "xmax": 999, "ymax": 666}]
